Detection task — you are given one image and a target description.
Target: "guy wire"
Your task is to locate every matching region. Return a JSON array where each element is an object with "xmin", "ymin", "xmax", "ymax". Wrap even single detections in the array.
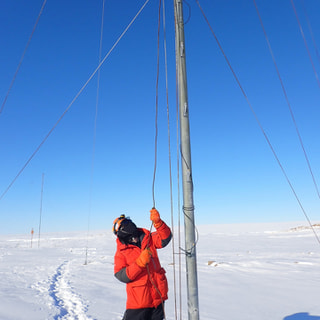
[
  {"xmin": 152, "ymin": 0, "xmax": 162, "ymax": 210},
  {"xmin": 0, "ymin": 0, "xmax": 151, "ymax": 202},
  {"xmin": 290, "ymin": 0, "xmax": 320, "ymax": 90},
  {"xmin": 162, "ymin": 0, "xmax": 178, "ymax": 318},
  {"xmin": 195, "ymin": 0, "xmax": 320, "ymax": 246},
  {"xmin": 300, "ymin": 0, "xmax": 320, "ymax": 67},
  {"xmin": 85, "ymin": 0, "xmax": 105, "ymax": 266},
  {"xmin": 0, "ymin": 0, "xmax": 47, "ymax": 116},
  {"xmin": 253, "ymin": 0, "xmax": 320, "ymax": 201}
]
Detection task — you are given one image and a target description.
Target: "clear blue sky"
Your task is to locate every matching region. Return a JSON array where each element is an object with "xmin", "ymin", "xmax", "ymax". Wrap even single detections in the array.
[{"xmin": 1, "ymin": 0, "xmax": 320, "ymax": 234}]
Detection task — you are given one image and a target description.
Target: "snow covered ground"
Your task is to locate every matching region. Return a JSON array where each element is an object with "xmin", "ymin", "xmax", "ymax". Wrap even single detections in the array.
[{"xmin": 0, "ymin": 222, "xmax": 319, "ymax": 320}]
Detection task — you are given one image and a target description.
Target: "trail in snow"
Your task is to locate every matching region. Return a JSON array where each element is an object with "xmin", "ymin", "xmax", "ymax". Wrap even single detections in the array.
[{"xmin": 48, "ymin": 260, "xmax": 95, "ymax": 320}]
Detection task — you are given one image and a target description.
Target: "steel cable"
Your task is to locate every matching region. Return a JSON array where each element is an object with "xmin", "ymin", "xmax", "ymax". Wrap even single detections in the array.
[
  {"xmin": 195, "ymin": 0, "xmax": 320, "ymax": 246},
  {"xmin": 253, "ymin": 0, "xmax": 320, "ymax": 201},
  {"xmin": 0, "ymin": 0, "xmax": 47, "ymax": 116},
  {"xmin": 0, "ymin": 0, "xmax": 151, "ymax": 202},
  {"xmin": 290, "ymin": 0, "xmax": 320, "ymax": 90},
  {"xmin": 84, "ymin": 0, "xmax": 106, "ymax": 266}
]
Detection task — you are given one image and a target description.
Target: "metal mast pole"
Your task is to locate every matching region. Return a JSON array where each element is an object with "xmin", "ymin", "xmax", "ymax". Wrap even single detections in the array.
[
  {"xmin": 38, "ymin": 173, "xmax": 44, "ymax": 248},
  {"xmin": 174, "ymin": 1, "xmax": 200, "ymax": 319}
]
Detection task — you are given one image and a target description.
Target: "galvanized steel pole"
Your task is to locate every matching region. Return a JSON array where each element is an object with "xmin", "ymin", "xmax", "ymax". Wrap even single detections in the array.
[
  {"xmin": 38, "ymin": 173, "xmax": 44, "ymax": 248},
  {"xmin": 174, "ymin": 1, "xmax": 200, "ymax": 319}
]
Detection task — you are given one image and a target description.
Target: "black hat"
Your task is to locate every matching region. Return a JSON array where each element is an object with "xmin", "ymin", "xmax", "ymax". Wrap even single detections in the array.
[{"xmin": 113, "ymin": 215, "xmax": 138, "ymax": 244}]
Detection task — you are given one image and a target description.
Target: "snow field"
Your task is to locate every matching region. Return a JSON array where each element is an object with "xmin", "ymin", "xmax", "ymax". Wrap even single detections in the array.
[{"xmin": 0, "ymin": 223, "xmax": 319, "ymax": 319}]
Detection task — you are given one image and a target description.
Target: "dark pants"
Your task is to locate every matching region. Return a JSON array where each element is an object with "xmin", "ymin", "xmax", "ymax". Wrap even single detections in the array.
[{"xmin": 122, "ymin": 303, "xmax": 164, "ymax": 320}]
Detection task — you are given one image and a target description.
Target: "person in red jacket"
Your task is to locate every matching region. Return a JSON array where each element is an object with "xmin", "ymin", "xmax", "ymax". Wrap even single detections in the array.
[{"xmin": 113, "ymin": 208, "xmax": 172, "ymax": 320}]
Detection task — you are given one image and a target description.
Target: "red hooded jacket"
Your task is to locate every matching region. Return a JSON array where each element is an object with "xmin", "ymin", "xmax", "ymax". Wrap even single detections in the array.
[{"xmin": 114, "ymin": 222, "xmax": 172, "ymax": 309}]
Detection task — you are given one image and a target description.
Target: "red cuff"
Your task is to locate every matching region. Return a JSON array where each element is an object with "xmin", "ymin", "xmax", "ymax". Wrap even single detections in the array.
[{"xmin": 154, "ymin": 219, "xmax": 163, "ymax": 229}]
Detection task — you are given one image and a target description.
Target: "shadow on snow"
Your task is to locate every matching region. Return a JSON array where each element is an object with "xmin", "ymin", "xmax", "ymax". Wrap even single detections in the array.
[{"xmin": 284, "ymin": 313, "xmax": 320, "ymax": 320}]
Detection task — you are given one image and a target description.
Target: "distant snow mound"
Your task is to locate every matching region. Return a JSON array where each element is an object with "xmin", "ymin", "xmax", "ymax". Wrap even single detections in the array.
[{"xmin": 289, "ymin": 224, "xmax": 320, "ymax": 232}]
